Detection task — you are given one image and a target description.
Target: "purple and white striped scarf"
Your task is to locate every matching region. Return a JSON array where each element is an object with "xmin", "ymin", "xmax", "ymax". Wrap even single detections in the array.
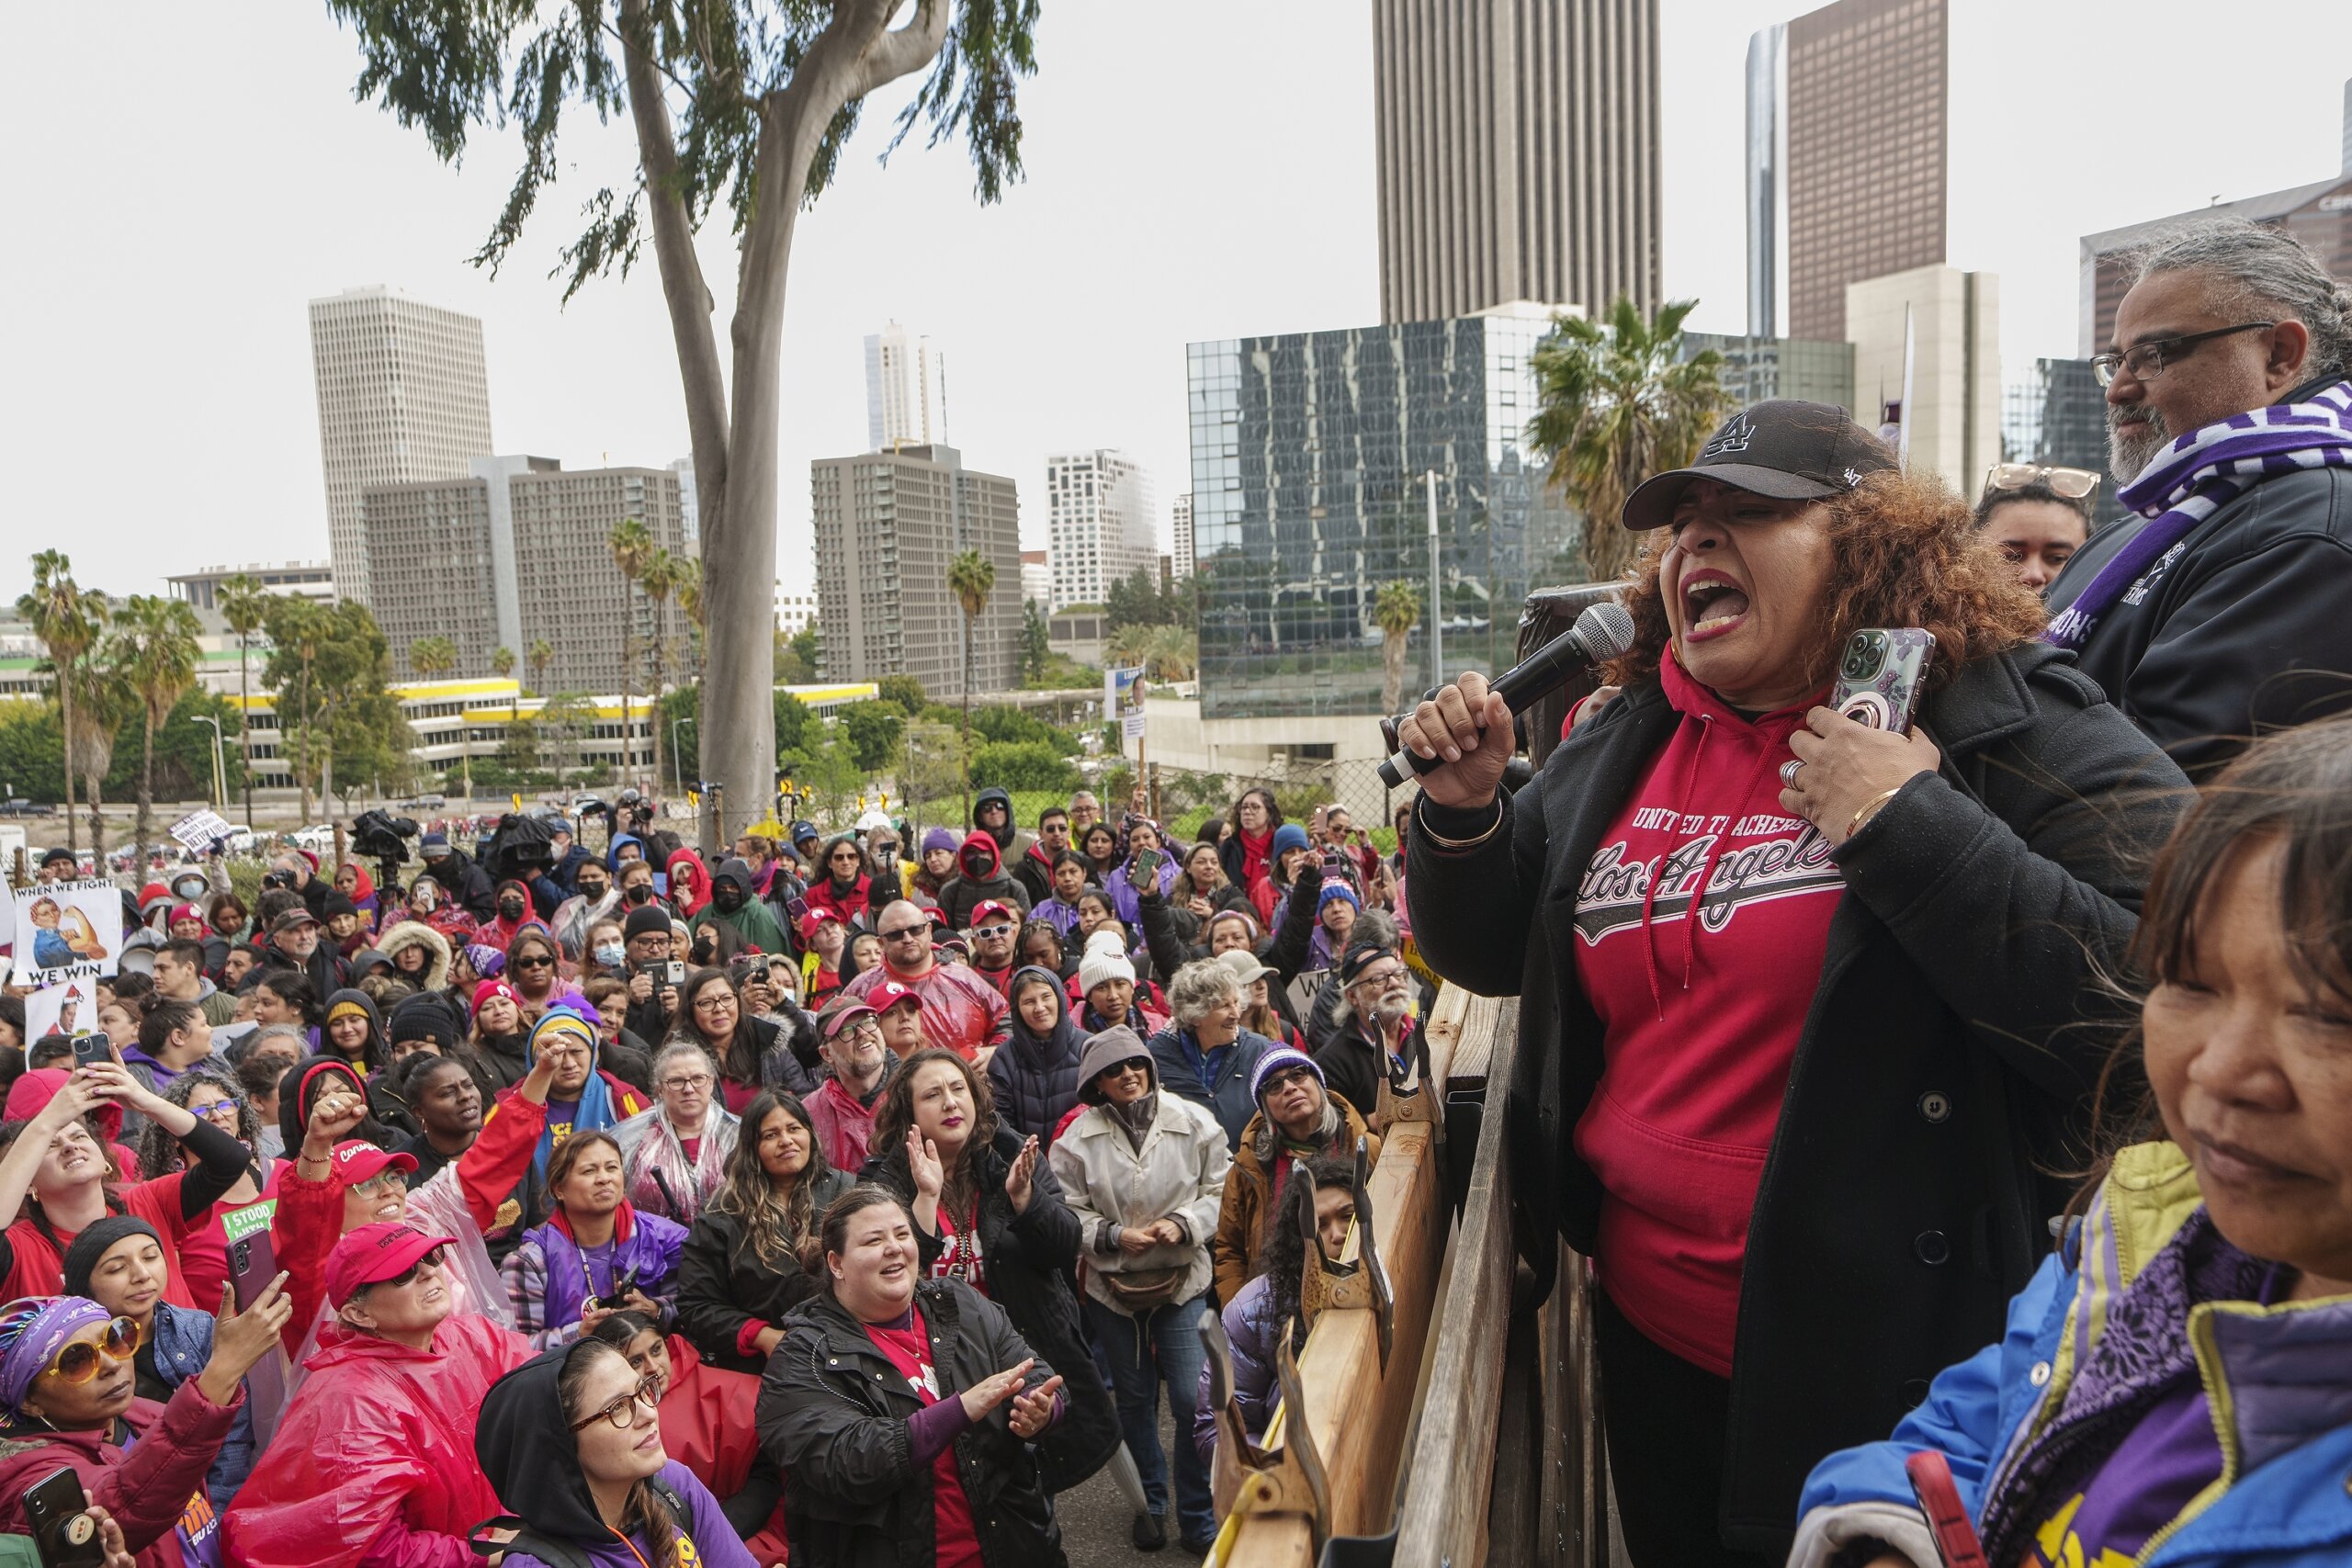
[{"xmin": 2044, "ymin": 379, "xmax": 2352, "ymax": 649}]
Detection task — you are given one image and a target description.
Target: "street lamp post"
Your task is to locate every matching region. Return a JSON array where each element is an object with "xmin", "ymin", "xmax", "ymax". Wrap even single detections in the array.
[{"xmin": 190, "ymin": 715, "xmax": 226, "ymax": 809}]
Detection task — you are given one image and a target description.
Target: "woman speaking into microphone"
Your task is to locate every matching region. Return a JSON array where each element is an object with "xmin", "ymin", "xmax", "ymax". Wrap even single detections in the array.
[{"xmin": 1396, "ymin": 401, "xmax": 2188, "ymax": 1566}]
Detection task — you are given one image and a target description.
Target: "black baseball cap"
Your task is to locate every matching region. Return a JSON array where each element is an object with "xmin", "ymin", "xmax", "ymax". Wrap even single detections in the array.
[{"xmin": 1621, "ymin": 401, "xmax": 1896, "ymax": 529}]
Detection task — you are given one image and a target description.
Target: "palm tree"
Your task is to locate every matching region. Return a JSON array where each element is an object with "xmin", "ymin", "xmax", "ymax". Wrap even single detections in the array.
[
  {"xmin": 947, "ymin": 548, "xmax": 995, "ymax": 823},
  {"xmin": 609, "ymin": 519, "xmax": 654, "ymax": 787},
  {"xmin": 526, "ymin": 637, "xmax": 554, "ymax": 696},
  {"xmin": 63, "ymin": 655, "xmax": 129, "ymax": 870},
  {"xmin": 218, "ymin": 573, "xmax": 267, "ymax": 830},
  {"xmin": 1109, "ymin": 622, "xmax": 1198, "ymax": 684},
  {"xmin": 107, "ymin": 596, "xmax": 203, "ymax": 862},
  {"xmin": 16, "ymin": 552, "xmax": 102, "ymax": 852},
  {"xmin": 638, "ymin": 547, "xmax": 688, "ymax": 792},
  {"xmin": 1374, "ymin": 580, "xmax": 1422, "ymax": 715},
  {"xmin": 1526, "ymin": 297, "xmax": 1736, "ymax": 584},
  {"xmin": 492, "ymin": 645, "xmax": 518, "ymax": 721}
]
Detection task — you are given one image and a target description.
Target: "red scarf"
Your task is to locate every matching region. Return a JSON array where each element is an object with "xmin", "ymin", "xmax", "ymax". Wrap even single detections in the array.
[{"xmin": 1238, "ymin": 827, "xmax": 1273, "ymax": 885}]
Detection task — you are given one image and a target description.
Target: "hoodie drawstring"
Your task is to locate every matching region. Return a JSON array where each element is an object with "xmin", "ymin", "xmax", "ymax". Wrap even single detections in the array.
[{"xmin": 1639, "ymin": 714, "xmax": 1712, "ymax": 1021}]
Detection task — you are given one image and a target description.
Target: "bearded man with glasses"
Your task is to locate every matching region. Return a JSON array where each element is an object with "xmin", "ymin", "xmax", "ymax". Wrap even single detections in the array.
[
  {"xmin": 842, "ymin": 899, "xmax": 1012, "ymax": 1066},
  {"xmin": 2045, "ymin": 218, "xmax": 2352, "ymax": 773}
]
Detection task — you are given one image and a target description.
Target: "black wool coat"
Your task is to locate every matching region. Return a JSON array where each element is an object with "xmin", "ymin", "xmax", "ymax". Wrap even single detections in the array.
[
  {"xmin": 676, "ymin": 1167, "xmax": 856, "ymax": 1373},
  {"xmin": 1407, "ymin": 640, "xmax": 2190, "ymax": 1552}
]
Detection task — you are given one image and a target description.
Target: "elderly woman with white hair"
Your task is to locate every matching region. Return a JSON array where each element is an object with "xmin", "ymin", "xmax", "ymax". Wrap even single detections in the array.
[
  {"xmin": 613, "ymin": 1040, "xmax": 741, "ymax": 1226},
  {"xmin": 1145, "ymin": 957, "xmax": 1274, "ymax": 1154}
]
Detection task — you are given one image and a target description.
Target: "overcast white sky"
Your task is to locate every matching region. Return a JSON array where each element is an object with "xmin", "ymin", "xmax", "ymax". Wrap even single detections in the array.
[{"xmin": 6, "ymin": 3, "xmax": 2349, "ymax": 606}]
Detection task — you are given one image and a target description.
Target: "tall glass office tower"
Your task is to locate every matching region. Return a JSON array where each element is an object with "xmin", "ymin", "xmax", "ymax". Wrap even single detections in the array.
[{"xmin": 1187, "ymin": 303, "xmax": 1580, "ymax": 721}]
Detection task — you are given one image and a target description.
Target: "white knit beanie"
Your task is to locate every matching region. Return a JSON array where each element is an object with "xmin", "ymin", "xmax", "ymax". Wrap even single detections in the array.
[{"xmin": 1079, "ymin": 943, "xmax": 1136, "ymax": 996}]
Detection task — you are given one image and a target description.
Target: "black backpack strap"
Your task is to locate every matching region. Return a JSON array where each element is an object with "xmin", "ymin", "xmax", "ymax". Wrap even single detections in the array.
[{"xmin": 469, "ymin": 1514, "xmax": 593, "ymax": 1568}]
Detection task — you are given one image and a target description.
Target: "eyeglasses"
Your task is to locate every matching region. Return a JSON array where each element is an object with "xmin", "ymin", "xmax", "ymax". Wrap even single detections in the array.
[
  {"xmin": 514, "ymin": 953, "xmax": 555, "ymax": 971},
  {"xmin": 2091, "ymin": 321, "xmax": 2274, "ymax": 388},
  {"xmin": 570, "ymin": 1374, "xmax": 662, "ymax": 1432},
  {"xmin": 972, "ymin": 923, "xmax": 1015, "ymax": 942},
  {"xmin": 347, "ymin": 1171, "xmax": 408, "ymax": 1201},
  {"xmin": 1983, "ymin": 463, "xmax": 2102, "ymax": 501},
  {"xmin": 836, "ymin": 1018, "xmax": 883, "ymax": 1043},
  {"xmin": 694, "ymin": 992, "xmax": 736, "ymax": 1010},
  {"xmin": 191, "ymin": 1099, "xmax": 242, "ymax": 1126},
  {"xmin": 1261, "ymin": 1066, "xmax": 1317, "ymax": 1094},
  {"xmin": 1352, "ymin": 965, "xmax": 1408, "ymax": 989},
  {"xmin": 42, "ymin": 1317, "xmax": 142, "ymax": 1385},
  {"xmin": 660, "ymin": 1073, "xmax": 714, "ymax": 1094}
]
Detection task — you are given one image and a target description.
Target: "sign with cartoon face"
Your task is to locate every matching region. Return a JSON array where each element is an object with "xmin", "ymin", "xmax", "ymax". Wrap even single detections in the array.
[
  {"xmin": 13, "ymin": 877, "xmax": 120, "ymax": 987},
  {"xmin": 25, "ymin": 979, "xmax": 96, "ymax": 1042}
]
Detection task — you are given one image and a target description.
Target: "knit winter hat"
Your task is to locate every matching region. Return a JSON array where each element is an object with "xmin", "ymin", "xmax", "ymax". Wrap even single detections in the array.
[
  {"xmin": 1250, "ymin": 1046, "xmax": 1324, "ymax": 1107},
  {"xmin": 389, "ymin": 994, "xmax": 461, "ymax": 1053},
  {"xmin": 61, "ymin": 1217, "xmax": 164, "ymax": 1300},
  {"xmin": 922, "ymin": 828, "xmax": 959, "ymax": 855},
  {"xmin": 471, "ymin": 978, "xmax": 519, "ymax": 1021},
  {"xmin": 1271, "ymin": 823, "xmax": 1311, "ymax": 857},
  {"xmin": 463, "ymin": 943, "xmax": 506, "ymax": 978},
  {"xmin": 623, "ymin": 906, "xmax": 672, "ymax": 942},
  {"xmin": 1317, "ymin": 880, "xmax": 1362, "ymax": 912},
  {"xmin": 1079, "ymin": 943, "xmax": 1136, "ymax": 997}
]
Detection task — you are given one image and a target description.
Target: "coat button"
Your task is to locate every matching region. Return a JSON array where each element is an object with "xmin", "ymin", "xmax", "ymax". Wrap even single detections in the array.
[
  {"xmin": 1915, "ymin": 1231, "xmax": 1951, "ymax": 1266},
  {"xmin": 1917, "ymin": 1090, "xmax": 1951, "ymax": 1123},
  {"xmin": 2030, "ymin": 1360, "xmax": 2052, "ymax": 1387}
]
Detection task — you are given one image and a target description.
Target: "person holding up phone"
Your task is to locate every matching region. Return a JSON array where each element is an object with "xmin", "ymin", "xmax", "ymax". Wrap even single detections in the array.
[
  {"xmin": 1397, "ymin": 401, "xmax": 2192, "ymax": 1564},
  {"xmin": 0, "ymin": 1278, "xmax": 291, "ymax": 1568}
]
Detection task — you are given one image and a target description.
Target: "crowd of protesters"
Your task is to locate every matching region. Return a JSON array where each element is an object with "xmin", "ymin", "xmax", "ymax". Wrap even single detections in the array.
[{"xmin": 1, "ymin": 217, "xmax": 2350, "ymax": 1567}]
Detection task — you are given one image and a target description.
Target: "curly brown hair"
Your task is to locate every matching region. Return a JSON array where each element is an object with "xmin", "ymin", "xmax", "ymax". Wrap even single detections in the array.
[
  {"xmin": 871, "ymin": 1047, "xmax": 999, "ymax": 1219},
  {"xmin": 1600, "ymin": 468, "xmax": 2049, "ymax": 697}
]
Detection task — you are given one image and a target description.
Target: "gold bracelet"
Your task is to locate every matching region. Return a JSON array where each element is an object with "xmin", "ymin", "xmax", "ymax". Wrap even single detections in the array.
[
  {"xmin": 1846, "ymin": 785, "xmax": 1905, "ymax": 840},
  {"xmin": 1416, "ymin": 798, "xmax": 1505, "ymax": 851}
]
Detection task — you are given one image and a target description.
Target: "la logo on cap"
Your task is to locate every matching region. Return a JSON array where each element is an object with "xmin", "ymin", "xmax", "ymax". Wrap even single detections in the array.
[{"xmin": 1701, "ymin": 413, "xmax": 1753, "ymax": 458}]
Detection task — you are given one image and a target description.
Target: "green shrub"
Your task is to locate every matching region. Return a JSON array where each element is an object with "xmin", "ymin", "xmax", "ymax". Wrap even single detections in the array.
[{"xmin": 969, "ymin": 740, "xmax": 1079, "ymax": 794}]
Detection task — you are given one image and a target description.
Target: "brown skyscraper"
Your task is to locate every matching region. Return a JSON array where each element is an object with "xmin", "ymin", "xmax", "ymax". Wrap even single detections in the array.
[
  {"xmin": 1374, "ymin": 0, "xmax": 1662, "ymax": 324},
  {"xmin": 1783, "ymin": 0, "xmax": 1948, "ymax": 342}
]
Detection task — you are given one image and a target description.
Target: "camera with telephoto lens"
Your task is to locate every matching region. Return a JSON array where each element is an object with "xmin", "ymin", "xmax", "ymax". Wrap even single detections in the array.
[
  {"xmin": 1840, "ymin": 629, "xmax": 1892, "ymax": 683},
  {"xmin": 351, "ymin": 810, "xmax": 420, "ymax": 863}
]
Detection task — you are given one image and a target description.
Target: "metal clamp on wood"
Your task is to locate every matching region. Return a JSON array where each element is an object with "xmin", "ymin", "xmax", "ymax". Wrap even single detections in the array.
[
  {"xmin": 1297, "ymin": 1136, "xmax": 1396, "ymax": 1368},
  {"xmin": 1373, "ymin": 1022, "xmax": 1442, "ymax": 1145},
  {"xmin": 1204, "ymin": 1311, "xmax": 1332, "ymax": 1546}
]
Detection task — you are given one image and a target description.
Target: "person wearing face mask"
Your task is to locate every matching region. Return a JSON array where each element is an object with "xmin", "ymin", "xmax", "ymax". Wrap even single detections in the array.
[
  {"xmin": 63, "ymin": 1216, "xmax": 266, "ymax": 1506},
  {"xmin": 1398, "ymin": 400, "xmax": 2190, "ymax": 1563},
  {"xmin": 0, "ymin": 1287, "xmax": 288, "ymax": 1568},
  {"xmin": 552, "ymin": 857, "xmax": 620, "ymax": 963},
  {"xmin": 755, "ymin": 1188, "xmax": 1071, "ymax": 1568},
  {"xmin": 988, "ymin": 967, "xmax": 1088, "ymax": 1145},
  {"xmin": 470, "ymin": 1335, "xmax": 762, "ymax": 1568},
  {"xmin": 678, "ymin": 1089, "xmax": 854, "ymax": 1374},
  {"xmin": 690, "ymin": 858, "xmax": 789, "ymax": 956},
  {"xmin": 481, "ymin": 879, "xmax": 544, "ymax": 953},
  {"xmin": 221, "ymin": 1223, "xmax": 537, "ymax": 1568},
  {"xmin": 583, "ymin": 917, "xmax": 630, "ymax": 981},
  {"xmin": 939, "ymin": 830, "xmax": 1034, "ymax": 932},
  {"xmin": 616, "ymin": 855, "xmax": 662, "ymax": 914},
  {"xmin": 803, "ymin": 1001, "xmax": 897, "ymax": 1173}
]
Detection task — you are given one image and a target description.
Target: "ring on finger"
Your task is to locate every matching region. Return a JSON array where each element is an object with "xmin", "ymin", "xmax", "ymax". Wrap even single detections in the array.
[{"xmin": 1779, "ymin": 759, "xmax": 1804, "ymax": 789}]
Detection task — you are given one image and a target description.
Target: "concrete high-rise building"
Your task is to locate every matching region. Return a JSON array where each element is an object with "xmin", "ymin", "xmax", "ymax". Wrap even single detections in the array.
[
  {"xmin": 864, "ymin": 321, "xmax": 946, "ymax": 452},
  {"xmin": 1188, "ymin": 301, "xmax": 1579, "ymax": 723},
  {"xmin": 1045, "ymin": 451, "xmax": 1156, "ymax": 611},
  {"xmin": 1746, "ymin": 25, "xmax": 1787, "ymax": 336},
  {"xmin": 362, "ymin": 458, "xmax": 693, "ymax": 693},
  {"xmin": 1846, "ymin": 265, "xmax": 1999, "ymax": 494},
  {"xmin": 2076, "ymin": 165, "xmax": 2352, "ymax": 357},
  {"xmin": 1680, "ymin": 333, "xmax": 1856, "ymax": 415},
  {"xmin": 309, "ymin": 287, "xmax": 495, "ymax": 608},
  {"xmin": 165, "ymin": 562, "xmax": 336, "ymax": 615},
  {"xmin": 1777, "ymin": 0, "xmax": 1949, "ymax": 343},
  {"xmin": 1019, "ymin": 550, "xmax": 1052, "ymax": 610},
  {"xmin": 1170, "ymin": 493, "xmax": 1194, "ymax": 581},
  {"xmin": 811, "ymin": 445, "xmax": 1021, "ymax": 697},
  {"xmin": 2003, "ymin": 358, "xmax": 2120, "ymax": 525},
  {"xmin": 1372, "ymin": 0, "xmax": 1660, "ymax": 325},
  {"xmin": 669, "ymin": 457, "xmax": 701, "ymax": 547}
]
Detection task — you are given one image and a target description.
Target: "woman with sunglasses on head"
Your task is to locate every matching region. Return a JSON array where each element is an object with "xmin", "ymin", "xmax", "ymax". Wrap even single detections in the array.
[
  {"xmin": 63, "ymin": 1216, "xmax": 267, "ymax": 1506},
  {"xmin": 586, "ymin": 1311, "xmax": 789, "ymax": 1562},
  {"xmin": 756, "ymin": 1186, "xmax": 1071, "ymax": 1568},
  {"xmin": 667, "ymin": 966, "xmax": 815, "ymax": 1115},
  {"xmin": 678, "ymin": 1089, "xmax": 853, "ymax": 1374},
  {"xmin": 473, "ymin": 1333, "xmax": 763, "ymax": 1568},
  {"xmin": 0, "ymin": 1282, "xmax": 290, "ymax": 1568},
  {"xmin": 1975, "ymin": 462, "xmax": 2099, "ymax": 592},
  {"xmin": 222, "ymin": 1223, "xmax": 537, "ymax": 1568},
  {"xmin": 0, "ymin": 1064, "xmax": 254, "ymax": 1307},
  {"xmin": 134, "ymin": 1071, "xmax": 281, "ymax": 1312}
]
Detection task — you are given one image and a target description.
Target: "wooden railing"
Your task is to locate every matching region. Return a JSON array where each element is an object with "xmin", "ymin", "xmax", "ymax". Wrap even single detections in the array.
[{"xmin": 1208, "ymin": 984, "xmax": 1611, "ymax": 1568}]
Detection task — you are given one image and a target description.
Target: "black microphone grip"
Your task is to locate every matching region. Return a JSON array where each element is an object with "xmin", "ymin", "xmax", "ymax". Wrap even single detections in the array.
[{"xmin": 1374, "ymin": 629, "xmax": 1598, "ymax": 789}]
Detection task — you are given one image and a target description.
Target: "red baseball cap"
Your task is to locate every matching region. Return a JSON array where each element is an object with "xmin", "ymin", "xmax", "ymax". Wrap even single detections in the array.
[
  {"xmin": 870, "ymin": 978, "xmax": 921, "ymax": 1013},
  {"xmin": 968, "ymin": 899, "xmax": 1017, "ymax": 931},
  {"xmin": 333, "ymin": 1139, "xmax": 419, "ymax": 1187},
  {"xmin": 326, "ymin": 1220, "xmax": 457, "ymax": 1308},
  {"xmin": 798, "ymin": 909, "xmax": 843, "ymax": 941}
]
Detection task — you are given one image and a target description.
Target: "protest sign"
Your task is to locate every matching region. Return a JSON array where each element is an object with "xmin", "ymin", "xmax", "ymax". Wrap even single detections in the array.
[{"xmin": 11, "ymin": 877, "xmax": 119, "ymax": 988}]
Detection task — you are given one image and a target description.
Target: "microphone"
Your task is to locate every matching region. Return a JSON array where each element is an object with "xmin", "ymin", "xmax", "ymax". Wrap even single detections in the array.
[{"xmin": 1375, "ymin": 599, "xmax": 1636, "ymax": 788}]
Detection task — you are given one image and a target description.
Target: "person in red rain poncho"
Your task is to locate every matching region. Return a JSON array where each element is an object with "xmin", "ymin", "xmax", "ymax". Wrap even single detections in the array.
[
  {"xmin": 222, "ymin": 1223, "xmax": 537, "ymax": 1568},
  {"xmin": 664, "ymin": 845, "xmax": 713, "ymax": 920}
]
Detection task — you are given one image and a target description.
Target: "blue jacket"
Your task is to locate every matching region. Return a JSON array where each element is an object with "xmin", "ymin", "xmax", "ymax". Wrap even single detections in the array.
[
  {"xmin": 1794, "ymin": 1144, "xmax": 2352, "ymax": 1568},
  {"xmin": 150, "ymin": 1299, "xmax": 257, "ymax": 1507},
  {"xmin": 1148, "ymin": 1024, "xmax": 1272, "ymax": 1154}
]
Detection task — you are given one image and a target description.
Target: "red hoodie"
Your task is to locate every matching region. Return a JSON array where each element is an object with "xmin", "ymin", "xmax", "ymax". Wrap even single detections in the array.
[
  {"xmin": 1568, "ymin": 652, "xmax": 1843, "ymax": 1378},
  {"xmin": 665, "ymin": 846, "xmax": 712, "ymax": 919}
]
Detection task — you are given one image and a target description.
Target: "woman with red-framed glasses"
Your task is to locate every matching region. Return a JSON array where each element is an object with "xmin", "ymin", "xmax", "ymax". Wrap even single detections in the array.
[{"xmin": 0, "ymin": 1283, "xmax": 289, "ymax": 1567}]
